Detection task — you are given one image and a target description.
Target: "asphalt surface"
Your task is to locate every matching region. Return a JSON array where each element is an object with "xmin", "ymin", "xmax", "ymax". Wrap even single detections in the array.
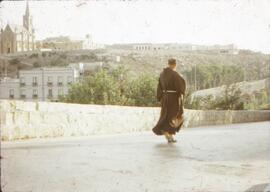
[{"xmin": 1, "ymin": 121, "xmax": 270, "ymax": 192}]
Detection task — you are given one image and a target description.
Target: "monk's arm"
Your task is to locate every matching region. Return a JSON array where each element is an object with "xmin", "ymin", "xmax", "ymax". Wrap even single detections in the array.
[
  {"xmin": 157, "ymin": 78, "xmax": 162, "ymax": 102},
  {"xmin": 175, "ymin": 74, "xmax": 186, "ymax": 97}
]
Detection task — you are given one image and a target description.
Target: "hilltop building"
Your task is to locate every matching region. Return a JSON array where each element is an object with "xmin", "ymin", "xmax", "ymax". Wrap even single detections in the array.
[
  {"xmin": 36, "ymin": 34, "xmax": 105, "ymax": 51},
  {"xmin": 36, "ymin": 36, "xmax": 83, "ymax": 51},
  {"xmin": 110, "ymin": 43, "xmax": 239, "ymax": 54}
]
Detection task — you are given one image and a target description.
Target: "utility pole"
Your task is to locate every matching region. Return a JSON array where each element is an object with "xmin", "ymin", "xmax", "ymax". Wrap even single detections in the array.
[
  {"xmin": 194, "ymin": 63, "xmax": 197, "ymax": 91},
  {"xmin": 42, "ymin": 68, "xmax": 45, "ymax": 101},
  {"xmin": 4, "ymin": 60, "xmax": 8, "ymax": 77}
]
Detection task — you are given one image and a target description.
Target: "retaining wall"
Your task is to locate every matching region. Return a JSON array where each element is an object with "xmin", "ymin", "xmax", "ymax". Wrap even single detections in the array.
[{"xmin": 1, "ymin": 100, "xmax": 269, "ymax": 141}]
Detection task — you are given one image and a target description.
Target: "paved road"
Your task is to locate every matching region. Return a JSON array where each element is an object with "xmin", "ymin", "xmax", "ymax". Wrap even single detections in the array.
[{"xmin": 1, "ymin": 121, "xmax": 270, "ymax": 192}]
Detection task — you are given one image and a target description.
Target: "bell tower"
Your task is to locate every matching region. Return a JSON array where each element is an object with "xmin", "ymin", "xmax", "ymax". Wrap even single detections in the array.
[{"xmin": 23, "ymin": 1, "xmax": 33, "ymax": 31}]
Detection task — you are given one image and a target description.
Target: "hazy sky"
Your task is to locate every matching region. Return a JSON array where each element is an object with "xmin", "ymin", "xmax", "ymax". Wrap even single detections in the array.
[{"xmin": 1, "ymin": 0, "xmax": 270, "ymax": 53}]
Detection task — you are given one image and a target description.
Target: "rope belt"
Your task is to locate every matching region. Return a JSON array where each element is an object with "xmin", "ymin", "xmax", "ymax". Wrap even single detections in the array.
[{"xmin": 163, "ymin": 90, "xmax": 177, "ymax": 93}]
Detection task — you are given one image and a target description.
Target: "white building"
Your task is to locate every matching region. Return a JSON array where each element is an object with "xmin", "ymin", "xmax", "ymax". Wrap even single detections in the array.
[
  {"xmin": 191, "ymin": 44, "xmax": 239, "ymax": 54},
  {"xmin": 132, "ymin": 43, "xmax": 238, "ymax": 54},
  {"xmin": 0, "ymin": 67, "xmax": 79, "ymax": 101},
  {"xmin": 133, "ymin": 44, "xmax": 165, "ymax": 51},
  {"xmin": 0, "ymin": 78, "xmax": 20, "ymax": 99},
  {"xmin": 69, "ymin": 62, "xmax": 103, "ymax": 75}
]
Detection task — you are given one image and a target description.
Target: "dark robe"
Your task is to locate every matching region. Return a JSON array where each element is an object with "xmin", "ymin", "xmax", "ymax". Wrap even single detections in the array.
[{"xmin": 152, "ymin": 67, "xmax": 186, "ymax": 135}]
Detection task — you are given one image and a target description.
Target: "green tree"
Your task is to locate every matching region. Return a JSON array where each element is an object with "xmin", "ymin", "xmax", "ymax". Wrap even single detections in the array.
[
  {"xmin": 60, "ymin": 67, "xmax": 159, "ymax": 107},
  {"xmin": 183, "ymin": 64, "xmax": 245, "ymax": 90},
  {"xmin": 126, "ymin": 74, "xmax": 159, "ymax": 107},
  {"xmin": 60, "ymin": 69, "xmax": 127, "ymax": 105}
]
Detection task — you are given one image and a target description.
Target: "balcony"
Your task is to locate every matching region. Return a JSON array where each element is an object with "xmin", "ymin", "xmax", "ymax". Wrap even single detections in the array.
[
  {"xmin": 20, "ymin": 95, "xmax": 26, "ymax": 99},
  {"xmin": 58, "ymin": 82, "xmax": 63, "ymax": 86},
  {"xmin": 32, "ymin": 82, "xmax": 38, "ymax": 86},
  {"xmin": 32, "ymin": 94, "xmax": 38, "ymax": 99},
  {"xmin": 47, "ymin": 82, "xmax": 53, "ymax": 86},
  {"xmin": 20, "ymin": 82, "xmax": 26, "ymax": 87}
]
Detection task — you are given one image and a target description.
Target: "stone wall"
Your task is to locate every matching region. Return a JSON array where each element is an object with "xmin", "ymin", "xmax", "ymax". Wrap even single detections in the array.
[{"xmin": 1, "ymin": 100, "xmax": 270, "ymax": 141}]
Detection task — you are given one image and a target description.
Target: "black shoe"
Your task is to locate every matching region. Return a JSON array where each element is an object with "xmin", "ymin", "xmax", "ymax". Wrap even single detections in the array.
[{"xmin": 168, "ymin": 138, "xmax": 177, "ymax": 143}]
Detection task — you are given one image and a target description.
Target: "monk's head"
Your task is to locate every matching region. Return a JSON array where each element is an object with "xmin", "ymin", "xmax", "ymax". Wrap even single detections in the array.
[{"xmin": 168, "ymin": 58, "xmax": 176, "ymax": 70}]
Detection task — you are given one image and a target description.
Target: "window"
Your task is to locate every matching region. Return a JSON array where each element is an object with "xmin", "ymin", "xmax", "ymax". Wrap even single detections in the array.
[
  {"xmin": 48, "ymin": 89, "xmax": 53, "ymax": 97},
  {"xmin": 9, "ymin": 89, "xmax": 14, "ymax": 99},
  {"xmin": 67, "ymin": 76, "xmax": 72, "ymax": 84},
  {"xmin": 33, "ymin": 76, "xmax": 38, "ymax": 86},
  {"xmin": 20, "ymin": 89, "xmax": 26, "ymax": 99},
  {"xmin": 58, "ymin": 76, "xmax": 63, "ymax": 86},
  {"xmin": 33, "ymin": 76, "xmax": 37, "ymax": 83},
  {"xmin": 20, "ymin": 77, "xmax": 25, "ymax": 86},
  {"xmin": 33, "ymin": 89, "xmax": 38, "ymax": 95},
  {"xmin": 58, "ymin": 76, "xmax": 63, "ymax": 83},
  {"xmin": 33, "ymin": 89, "xmax": 38, "ymax": 98},
  {"xmin": 48, "ymin": 76, "xmax": 53, "ymax": 82},
  {"xmin": 58, "ymin": 88, "xmax": 63, "ymax": 96},
  {"xmin": 47, "ymin": 76, "xmax": 53, "ymax": 86}
]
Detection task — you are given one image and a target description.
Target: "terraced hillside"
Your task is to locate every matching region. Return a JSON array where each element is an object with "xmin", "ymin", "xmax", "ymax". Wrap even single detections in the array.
[{"xmin": 1, "ymin": 49, "xmax": 269, "ymax": 83}]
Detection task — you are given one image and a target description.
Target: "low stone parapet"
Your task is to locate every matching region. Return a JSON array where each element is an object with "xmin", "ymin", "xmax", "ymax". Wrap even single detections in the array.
[{"xmin": 1, "ymin": 100, "xmax": 269, "ymax": 141}]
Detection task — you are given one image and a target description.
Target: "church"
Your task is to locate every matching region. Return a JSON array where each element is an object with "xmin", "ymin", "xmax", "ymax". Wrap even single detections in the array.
[{"xmin": 0, "ymin": 1, "xmax": 35, "ymax": 54}]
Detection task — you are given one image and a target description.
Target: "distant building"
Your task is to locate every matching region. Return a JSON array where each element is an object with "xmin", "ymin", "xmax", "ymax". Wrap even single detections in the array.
[
  {"xmin": 69, "ymin": 62, "xmax": 103, "ymax": 75},
  {"xmin": 0, "ymin": 78, "xmax": 20, "ymax": 99},
  {"xmin": 0, "ymin": 2, "xmax": 35, "ymax": 54},
  {"xmin": 0, "ymin": 67, "xmax": 79, "ymax": 101},
  {"xmin": 83, "ymin": 34, "xmax": 94, "ymax": 49},
  {"xmin": 116, "ymin": 56, "xmax": 121, "ymax": 62},
  {"xmin": 110, "ymin": 43, "xmax": 238, "ymax": 54},
  {"xmin": 36, "ymin": 36, "xmax": 83, "ymax": 51},
  {"xmin": 36, "ymin": 34, "xmax": 105, "ymax": 51},
  {"xmin": 83, "ymin": 34, "xmax": 105, "ymax": 50},
  {"xmin": 133, "ymin": 43, "xmax": 166, "ymax": 51},
  {"xmin": 191, "ymin": 44, "xmax": 239, "ymax": 54}
]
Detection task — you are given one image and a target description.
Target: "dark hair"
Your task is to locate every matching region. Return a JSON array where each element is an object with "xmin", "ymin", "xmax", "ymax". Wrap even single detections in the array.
[{"xmin": 168, "ymin": 58, "xmax": 176, "ymax": 65}]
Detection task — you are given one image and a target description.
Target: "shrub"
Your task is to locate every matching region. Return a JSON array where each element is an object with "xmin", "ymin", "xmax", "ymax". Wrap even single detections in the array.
[
  {"xmin": 33, "ymin": 61, "xmax": 41, "ymax": 68},
  {"xmin": 29, "ymin": 53, "xmax": 38, "ymax": 58},
  {"xmin": 9, "ymin": 58, "xmax": 20, "ymax": 65}
]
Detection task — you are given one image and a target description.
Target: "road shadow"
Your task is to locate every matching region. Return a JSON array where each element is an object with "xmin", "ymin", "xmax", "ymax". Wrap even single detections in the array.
[{"xmin": 152, "ymin": 143, "xmax": 183, "ymax": 159}]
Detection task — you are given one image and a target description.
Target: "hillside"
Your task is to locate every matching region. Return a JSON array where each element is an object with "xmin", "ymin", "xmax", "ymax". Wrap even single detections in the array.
[{"xmin": 1, "ymin": 49, "xmax": 269, "ymax": 83}]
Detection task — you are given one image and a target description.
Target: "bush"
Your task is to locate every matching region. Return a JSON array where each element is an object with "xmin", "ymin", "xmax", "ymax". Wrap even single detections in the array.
[
  {"xmin": 211, "ymin": 84, "xmax": 244, "ymax": 110},
  {"xmin": 29, "ymin": 53, "xmax": 38, "ymax": 58},
  {"xmin": 60, "ymin": 54, "xmax": 67, "ymax": 59},
  {"xmin": 50, "ymin": 58, "xmax": 66, "ymax": 66},
  {"xmin": 186, "ymin": 84, "xmax": 244, "ymax": 110},
  {"xmin": 9, "ymin": 58, "xmax": 20, "ymax": 65},
  {"xmin": 33, "ymin": 61, "xmax": 41, "ymax": 68}
]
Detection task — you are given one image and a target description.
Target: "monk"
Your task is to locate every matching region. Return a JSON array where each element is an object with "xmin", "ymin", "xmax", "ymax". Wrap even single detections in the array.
[{"xmin": 152, "ymin": 58, "xmax": 186, "ymax": 143}]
